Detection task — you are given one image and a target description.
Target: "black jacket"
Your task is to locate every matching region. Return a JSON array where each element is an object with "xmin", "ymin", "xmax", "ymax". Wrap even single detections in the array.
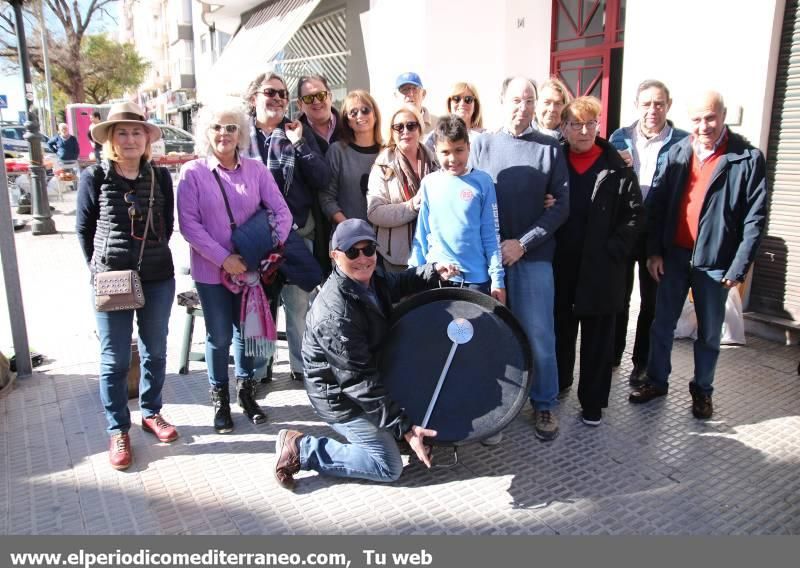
[
  {"xmin": 76, "ymin": 160, "xmax": 174, "ymax": 282},
  {"xmin": 298, "ymin": 107, "xmax": 344, "ymax": 156},
  {"xmin": 301, "ymin": 263, "xmax": 442, "ymax": 439},
  {"xmin": 555, "ymin": 138, "xmax": 645, "ymax": 315}
]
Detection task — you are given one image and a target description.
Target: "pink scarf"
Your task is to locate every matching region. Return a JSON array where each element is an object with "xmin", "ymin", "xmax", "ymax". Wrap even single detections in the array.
[{"xmin": 220, "ymin": 270, "xmax": 276, "ymax": 359}]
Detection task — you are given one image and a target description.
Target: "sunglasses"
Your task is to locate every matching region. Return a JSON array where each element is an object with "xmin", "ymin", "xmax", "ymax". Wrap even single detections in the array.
[
  {"xmin": 391, "ymin": 121, "xmax": 420, "ymax": 133},
  {"xmin": 260, "ymin": 88, "xmax": 288, "ymax": 100},
  {"xmin": 124, "ymin": 191, "xmax": 142, "ymax": 221},
  {"xmin": 299, "ymin": 91, "xmax": 329, "ymax": 104},
  {"xmin": 450, "ymin": 95, "xmax": 475, "ymax": 105},
  {"xmin": 209, "ymin": 123, "xmax": 239, "ymax": 134},
  {"xmin": 341, "ymin": 242, "xmax": 378, "ymax": 259},
  {"xmin": 347, "ymin": 106, "xmax": 373, "ymax": 119}
]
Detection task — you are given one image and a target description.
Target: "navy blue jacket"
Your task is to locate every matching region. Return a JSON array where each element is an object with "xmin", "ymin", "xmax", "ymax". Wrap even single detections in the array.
[
  {"xmin": 646, "ymin": 130, "xmax": 768, "ymax": 283},
  {"xmin": 47, "ymin": 134, "xmax": 80, "ymax": 161},
  {"xmin": 609, "ymin": 120, "xmax": 689, "ymax": 203}
]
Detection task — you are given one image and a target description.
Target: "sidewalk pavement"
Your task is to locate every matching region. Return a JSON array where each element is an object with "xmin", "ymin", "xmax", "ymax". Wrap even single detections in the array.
[{"xmin": 1, "ymin": 191, "xmax": 798, "ymax": 535}]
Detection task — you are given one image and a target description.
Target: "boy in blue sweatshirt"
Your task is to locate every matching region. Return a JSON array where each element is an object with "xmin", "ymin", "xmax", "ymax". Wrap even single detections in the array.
[{"xmin": 409, "ymin": 115, "xmax": 505, "ymax": 304}]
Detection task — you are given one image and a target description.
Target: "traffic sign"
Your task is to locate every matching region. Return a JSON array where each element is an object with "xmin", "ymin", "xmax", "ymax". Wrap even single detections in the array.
[{"xmin": 0, "ymin": 95, "xmax": 7, "ymax": 109}]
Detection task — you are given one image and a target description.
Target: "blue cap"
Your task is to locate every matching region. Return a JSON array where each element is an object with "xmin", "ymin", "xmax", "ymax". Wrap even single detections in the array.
[
  {"xmin": 331, "ymin": 219, "xmax": 378, "ymax": 252},
  {"xmin": 395, "ymin": 72, "xmax": 423, "ymax": 90}
]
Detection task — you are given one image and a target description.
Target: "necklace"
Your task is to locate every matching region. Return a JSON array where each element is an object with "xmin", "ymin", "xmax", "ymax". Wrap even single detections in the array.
[{"xmin": 115, "ymin": 163, "xmax": 139, "ymax": 179}]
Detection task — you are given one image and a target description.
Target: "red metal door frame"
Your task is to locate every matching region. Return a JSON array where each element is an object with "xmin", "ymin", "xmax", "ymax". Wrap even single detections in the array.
[{"xmin": 550, "ymin": 0, "xmax": 624, "ymax": 137}]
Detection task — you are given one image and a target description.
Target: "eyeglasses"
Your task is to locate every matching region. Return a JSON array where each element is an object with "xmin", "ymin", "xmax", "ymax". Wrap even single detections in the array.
[
  {"xmin": 398, "ymin": 85, "xmax": 421, "ymax": 96},
  {"xmin": 209, "ymin": 123, "xmax": 239, "ymax": 134},
  {"xmin": 299, "ymin": 91, "xmax": 329, "ymax": 104},
  {"xmin": 566, "ymin": 120, "xmax": 599, "ymax": 132},
  {"xmin": 341, "ymin": 242, "xmax": 378, "ymax": 259},
  {"xmin": 347, "ymin": 106, "xmax": 373, "ymax": 119},
  {"xmin": 391, "ymin": 121, "xmax": 420, "ymax": 133},
  {"xmin": 260, "ymin": 88, "xmax": 288, "ymax": 100},
  {"xmin": 450, "ymin": 95, "xmax": 475, "ymax": 105}
]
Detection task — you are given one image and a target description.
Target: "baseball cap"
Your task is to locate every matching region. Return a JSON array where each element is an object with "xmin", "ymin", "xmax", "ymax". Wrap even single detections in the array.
[
  {"xmin": 395, "ymin": 72, "xmax": 423, "ymax": 90},
  {"xmin": 330, "ymin": 219, "xmax": 378, "ymax": 252}
]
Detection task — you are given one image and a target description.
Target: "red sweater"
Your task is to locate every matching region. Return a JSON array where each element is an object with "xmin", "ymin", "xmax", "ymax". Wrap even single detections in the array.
[{"xmin": 673, "ymin": 138, "xmax": 728, "ymax": 250}]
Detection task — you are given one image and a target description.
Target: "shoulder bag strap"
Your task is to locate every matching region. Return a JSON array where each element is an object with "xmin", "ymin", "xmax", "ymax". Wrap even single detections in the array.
[
  {"xmin": 136, "ymin": 168, "xmax": 155, "ymax": 272},
  {"xmin": 212, "ymin": 169, "xmax": 237, "ymax": 230}
]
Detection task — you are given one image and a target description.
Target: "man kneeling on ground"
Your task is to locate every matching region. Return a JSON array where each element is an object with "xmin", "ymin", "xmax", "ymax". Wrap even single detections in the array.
[{"xmin": 274, "ymin": 219, "xmax": 459, "ymax": 490}]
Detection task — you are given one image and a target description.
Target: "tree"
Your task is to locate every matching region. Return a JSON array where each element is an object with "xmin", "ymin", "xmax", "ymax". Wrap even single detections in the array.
[
  {"xmin": 63, "ymin": 34, "xmax": 148, "ymax": 103},
  {"xmin": 0, "ymin": 0, "xmax": 119, "ymax": 102}
]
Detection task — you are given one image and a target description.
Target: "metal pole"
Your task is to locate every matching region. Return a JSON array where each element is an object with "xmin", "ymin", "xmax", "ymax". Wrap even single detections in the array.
[
  {"xmin": 37, "ymin": 0, "xmax": 56, "ymax": 136},
  {"xmin": 10, "ymin": 0, "xmax": 56, "ymax": 235},
  {"xmin": 0, "ymin": 149, "xmax": 32, "ymax": 378}
]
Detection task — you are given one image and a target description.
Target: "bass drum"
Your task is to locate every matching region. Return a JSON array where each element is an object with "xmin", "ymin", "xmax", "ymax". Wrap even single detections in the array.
[{"xmin": 379, "ymin": 288, "xmax": 532, "ymax": 446}]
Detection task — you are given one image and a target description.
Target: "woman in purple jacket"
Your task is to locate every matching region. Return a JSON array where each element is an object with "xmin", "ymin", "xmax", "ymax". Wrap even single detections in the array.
[{"xmin": 178, "ymin": 102, "xmax": 292, "ymax": 434}]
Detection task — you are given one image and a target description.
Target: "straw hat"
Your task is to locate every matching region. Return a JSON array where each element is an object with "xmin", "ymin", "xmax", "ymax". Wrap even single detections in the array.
[{"xmin": 90, "ymin": 101, "xmax": 162, "ymax": 144}]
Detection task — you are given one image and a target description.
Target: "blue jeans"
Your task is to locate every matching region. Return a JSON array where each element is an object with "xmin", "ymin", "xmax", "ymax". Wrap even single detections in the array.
[
  {"xmin": 195, "ymin": 282, "xmax": 254, "ymax": 388},
  {"xmin": 94, "ymin": 277, "xmax": 175, "ymax": 435},
  {"xmin": 299, "ymin": 415, "xmax": 404, "ymax": 482},
  {"xmin": 505, "ymin": 259, "xmax": 559, "ymax": 410},
  {"xmin": 281, "ymin": 283, "xmax": 310, "ymax": 373},
  {"xmin": 647, "ymin": 247, "xmax": 730, "ymax": 395}
]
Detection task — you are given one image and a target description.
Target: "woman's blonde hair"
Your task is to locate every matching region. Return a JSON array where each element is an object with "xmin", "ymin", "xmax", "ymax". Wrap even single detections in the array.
[
  {"xmin": 446, "ymin": 82, "xmax": 483, "ymax": 129},
  {"xmin": 340, "ymin": 90, "xmax": 383, "ymax": 146},
  {"xmin": 385, "ymin": 104, "xmax": 425, "ymax": 151},
  {"xmin": 102, "ymin": 123, "xmax": 153, "ymax": 163},
  {"xmin": 193, "ymin": 100, "xmax": 252, "ymax": 157}
]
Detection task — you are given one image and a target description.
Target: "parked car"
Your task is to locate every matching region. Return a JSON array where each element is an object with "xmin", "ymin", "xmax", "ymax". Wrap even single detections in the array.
[
  {"xmin": 151, "ymin": 124, "xmax": 195, "ymax": 157},
  {"xmin": 2, "ymin": 124, "xmax": 35, "ymax": 157}
]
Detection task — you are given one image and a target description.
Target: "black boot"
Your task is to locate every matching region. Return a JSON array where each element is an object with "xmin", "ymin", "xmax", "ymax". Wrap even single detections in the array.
[
  {"xmin": 210, "ymin": 387, "xmax": 234, "ymax": 434},
  {"xmin": 237, "ymin": 379, "xmax": 267, "ymax": 424},
  {"xmin": 259, "ymin": 358, "xmax": 273, "ymax": 384}
]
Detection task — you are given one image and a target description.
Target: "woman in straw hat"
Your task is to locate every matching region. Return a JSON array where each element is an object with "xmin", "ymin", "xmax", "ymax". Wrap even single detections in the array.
[{"xmin": 76, "ymin": 101, "xmax": 178, "ymax": 471}]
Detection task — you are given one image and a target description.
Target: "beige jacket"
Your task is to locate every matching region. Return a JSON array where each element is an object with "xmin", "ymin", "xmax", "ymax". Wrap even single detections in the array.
[{"xmin": 366, "ymin": 146, "xmax": 434, "ymax": 266}]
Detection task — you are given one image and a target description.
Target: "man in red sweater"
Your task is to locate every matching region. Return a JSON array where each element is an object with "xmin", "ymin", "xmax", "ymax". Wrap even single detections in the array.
[{"xmin": 629, "ymin": 91, "xmax": 768, "ymax": 419}]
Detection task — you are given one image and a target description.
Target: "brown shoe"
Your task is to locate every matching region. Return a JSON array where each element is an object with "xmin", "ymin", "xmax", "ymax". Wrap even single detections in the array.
[
  {"xmin": 629, "ymin": 382, "xmax": 668, "ymax": 404},
  {"xmin": 142, "ymin": 414, "xmax": 179, "ymax": 443},
  {"xmin": 274, "ymin": 428, "xmax": 303, "ymax": 490},
  {"xmin": 109, "ymin": 433, "xmax": 132, "ymax": 470},
  {"xmin": 690, "ymin": 384, "xmax": 713, "ymax": 419}
]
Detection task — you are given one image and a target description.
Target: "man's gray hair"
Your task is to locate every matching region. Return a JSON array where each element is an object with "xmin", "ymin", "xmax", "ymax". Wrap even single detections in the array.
[
  {"xmin": 636, "ymin": 79, "xmax": 671, "ymax": 101},
  {"xmin": 193, "ymin": 100, "xmax": 252, "ymax": 157},
  {"xmin": 500, "ymin": 76, "xmax": 538, "ymax": 101}
]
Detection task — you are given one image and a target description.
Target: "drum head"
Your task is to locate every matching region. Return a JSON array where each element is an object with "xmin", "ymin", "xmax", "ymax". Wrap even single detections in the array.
[{"xmin": 379, "ymin": 288, "xmax": 532, "ymax": 446}]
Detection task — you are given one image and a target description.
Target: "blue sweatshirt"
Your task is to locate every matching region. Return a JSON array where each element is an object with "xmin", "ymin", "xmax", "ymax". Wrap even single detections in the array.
[
  {"xmin": 409, "ymin": 169, "xmax": 504, "ymax": 289},
  {"xmin": 470, "ymin": 130, "xmax": 570, "ymax": 263}
]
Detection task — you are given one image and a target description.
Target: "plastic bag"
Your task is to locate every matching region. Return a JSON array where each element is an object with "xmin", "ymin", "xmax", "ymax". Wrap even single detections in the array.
[
  {"xmin": 674, "ymin": 297, "xmax": 697, "ymax": 339},
  {"xmin": 721, "ymin": 287, "xmax": 746, "ymax": 345}
]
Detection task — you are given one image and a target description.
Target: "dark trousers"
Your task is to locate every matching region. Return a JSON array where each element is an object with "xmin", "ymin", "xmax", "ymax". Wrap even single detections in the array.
[
  {"xmin": 554, "ymin": 264, "xmax": 615, "ymax": 411},
  {"xmin": 614, "ymin": 236, "xmax": 657, "ymax": 369}
]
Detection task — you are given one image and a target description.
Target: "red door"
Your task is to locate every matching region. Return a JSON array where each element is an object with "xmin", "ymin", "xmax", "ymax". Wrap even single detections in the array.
[{"xmin": 550, "ymin": 0, "xmax": 626, "ymax": 137}]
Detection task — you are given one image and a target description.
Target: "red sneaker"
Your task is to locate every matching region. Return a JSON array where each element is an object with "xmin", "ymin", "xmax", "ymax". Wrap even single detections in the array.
[
  {"xmin": 142, "ymin": 414, "xmax": 179, "ymax": 443},
  {"xmin": 109, "ymin": 433, "xmax": 132, "ymax": 470}
]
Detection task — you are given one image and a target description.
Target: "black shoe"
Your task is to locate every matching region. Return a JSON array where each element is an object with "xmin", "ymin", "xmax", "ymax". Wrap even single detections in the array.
[
  {"xmin": 259, "ymin": 363, "xmax": 273, "ymax": 384},
  {"xmin": 689, "ymin": 383, "xmax": 713, "ymax": 419},
  {"xmin": 210, "ymin": 387, "xmax": 234, "ymax": 433},
  {"xmin": 581, "ymin": 407, "xmax": 602, "ymax": 426},
  {"xmin": 237, "ymin": 380, "xmax": 267, "ymax": 424},
  {"xmin": 628, "ymin": 366, "xmax": 647, "ymax": 387},
  {"xmin": 629, "ymin": 382, "xmax": 668, "ymax": 404},
  {"xmin": 290, "ymin": 371, "xmax": 304, "ymax": 381}
]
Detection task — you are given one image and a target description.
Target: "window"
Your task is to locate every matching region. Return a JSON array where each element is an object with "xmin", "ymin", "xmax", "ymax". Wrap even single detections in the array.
[{"xmin": 200, "ymin": 33, "xmax": 208, "ymax": 54}]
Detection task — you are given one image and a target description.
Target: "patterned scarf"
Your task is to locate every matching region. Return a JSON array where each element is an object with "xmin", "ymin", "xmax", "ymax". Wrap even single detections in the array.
[
  {"xmin": 392, "ymin": 145, "xmax": 435, "ymax": 202},
  {"xmin": 248, "ymin": 116, "xmax": 295, "ymax": 197},
  {"xmin": 221, "ymin": 270, "xmax": 277, "ymax": 359}
]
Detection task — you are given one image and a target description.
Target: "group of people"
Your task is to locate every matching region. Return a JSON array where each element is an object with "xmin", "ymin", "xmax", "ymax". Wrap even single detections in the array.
[{"xmin": 76, "ymin": 70, "xmax": 767, "ymax": 488}]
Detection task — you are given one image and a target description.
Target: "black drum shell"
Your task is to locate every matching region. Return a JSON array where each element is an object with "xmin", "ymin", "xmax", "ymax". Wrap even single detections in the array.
[{"xmin": 379, "ymin": 288, "xmax": 533, "ymax": 446}]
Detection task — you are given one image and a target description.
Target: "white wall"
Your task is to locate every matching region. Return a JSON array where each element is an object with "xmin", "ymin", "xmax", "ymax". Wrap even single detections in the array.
[
  {"xmin": 361, "ymin": 0, "xmax": 551, "ymax": 130},
  {"xmin": 620, "ymin": 0, "xmax": 786, "ymax": 151}
]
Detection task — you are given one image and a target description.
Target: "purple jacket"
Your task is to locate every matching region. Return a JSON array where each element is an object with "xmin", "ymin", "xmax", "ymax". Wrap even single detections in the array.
[{"xmin": 177, "ymin": 155, "xmax": 292, "ymax": 284}]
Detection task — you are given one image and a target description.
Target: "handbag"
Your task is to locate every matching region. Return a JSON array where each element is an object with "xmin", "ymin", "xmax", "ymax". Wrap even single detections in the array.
[
  {"xmin": 212, "ymin": 169, "xmax": 279, "ymax": 270},
  {"xmin": 94, "ymin": 168, "xmax": 154, "ymax": 312}
]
